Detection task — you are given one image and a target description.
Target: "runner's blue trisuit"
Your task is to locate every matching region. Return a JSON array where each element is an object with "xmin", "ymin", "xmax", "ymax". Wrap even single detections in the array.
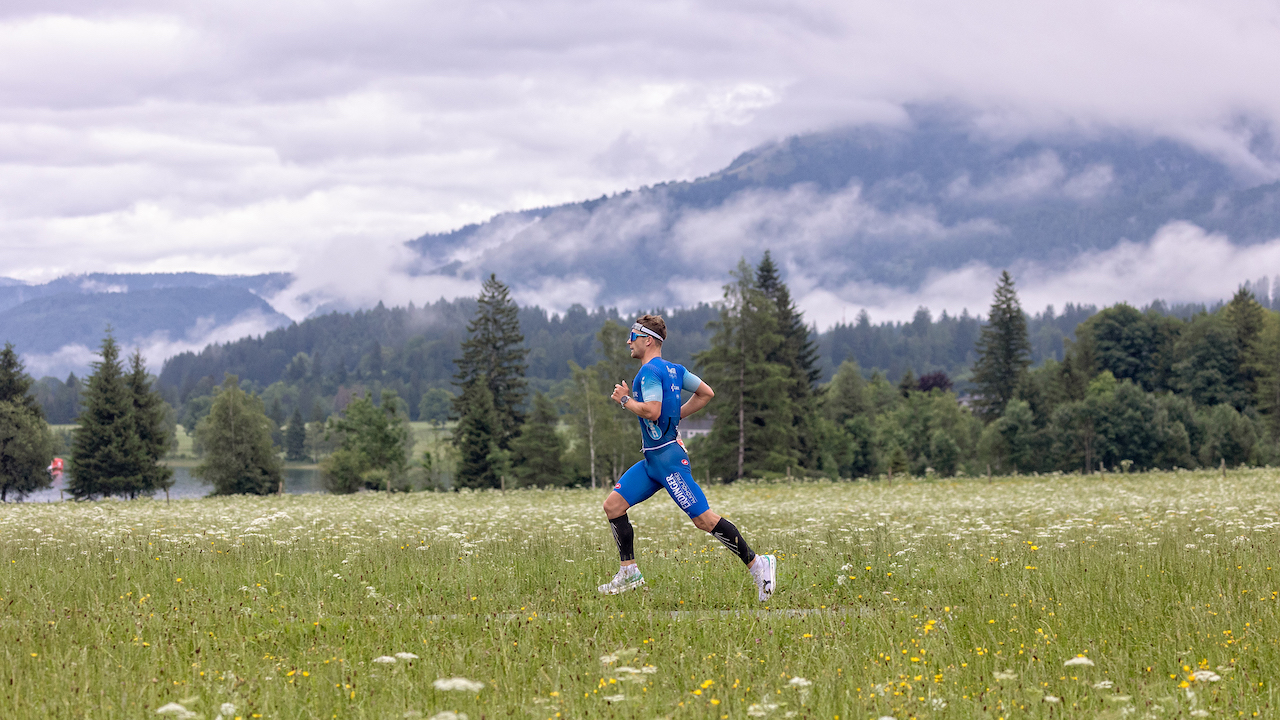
[{"xmin": 613, "ymin": 357, "xmax": 710, "ymax": 518}]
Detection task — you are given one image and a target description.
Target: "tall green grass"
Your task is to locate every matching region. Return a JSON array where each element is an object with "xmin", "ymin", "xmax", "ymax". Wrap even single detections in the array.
[{"xmin": 3, "ymin": 470, "xmax": 1278, "ymax": 719}]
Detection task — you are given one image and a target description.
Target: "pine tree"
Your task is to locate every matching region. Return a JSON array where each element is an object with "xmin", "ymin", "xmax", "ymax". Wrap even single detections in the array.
[
  {"xmin": 69, "ymin": 334, "xmax": 151, "ymax": 499},
  {"xmin": 126, "ymin": 350, "xmax": 174, "ymax": 495},
  {"xmin": 453, "ymin": 272, "xmax": 527, "ymax": 481},
  {"xmin": 756, "ymin": 251, "xmax": 821, "ymax": 469},
  {"xmin": 696, "ymin": 258, "xmax": 796, "ymax": 480},
  {"xmin": 0, "ymin": 344, "xmax": 54, "ymax": 501},
  {"xmin": 1224, "ymin": 287, "xmax": 1266, "ymax": 398},
  {"xmin": 972, "ymin": 271, "xmax": 1032, "ymax": 422},
  {"xmin": 510, "ymin": 393, "xmax": 568, "ymax": 487},
  {"xmin": 453, "ymin": 377, "xmax": 499, "ymax": 489},
  {"xmin": 285, "ymin": 407, "xmax": 308, "ymax": 461},
  {"xmin": 193, "ymin": 374, "xmax": 282, "ymax": 495},
  {"xmin": 0, "ymin": 344, "xmax": 42, "ymax": 416}
]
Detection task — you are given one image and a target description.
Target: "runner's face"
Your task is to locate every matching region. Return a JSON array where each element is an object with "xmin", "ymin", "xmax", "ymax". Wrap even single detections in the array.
[{"xmin": 627, "ymin": 335, "xmax": 648, "ymax": 358}]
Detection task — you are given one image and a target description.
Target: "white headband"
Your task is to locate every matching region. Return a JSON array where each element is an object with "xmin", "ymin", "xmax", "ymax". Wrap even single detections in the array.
[{"xmin": 631, "ymin": 322, "xmax": 664, "ymax": 342}]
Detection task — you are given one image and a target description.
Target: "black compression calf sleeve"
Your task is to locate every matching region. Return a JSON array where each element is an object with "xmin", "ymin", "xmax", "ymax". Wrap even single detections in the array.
[
  {"xmin": 609, "ymin": 514, "xmax": 635, "ymax": 563},
  {"xmin": 712, "ymin": 517, "xmax": 756, "ymax": 565}
]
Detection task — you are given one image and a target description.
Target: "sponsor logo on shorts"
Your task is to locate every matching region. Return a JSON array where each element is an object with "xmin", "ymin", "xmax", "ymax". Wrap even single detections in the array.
[{"xmin": 666, "ymin": 472, "xmax": 695, "ymax": 509}]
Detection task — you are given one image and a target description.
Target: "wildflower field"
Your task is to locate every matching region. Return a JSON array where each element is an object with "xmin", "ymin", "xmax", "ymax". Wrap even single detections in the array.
[{"xmin": 4, "ymin": 471, "xmax": 1280, "ymax": 720}]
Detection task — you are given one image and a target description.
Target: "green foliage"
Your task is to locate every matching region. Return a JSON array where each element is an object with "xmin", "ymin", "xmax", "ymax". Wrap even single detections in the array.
[
  {"xmin": 972, "ymin": 270, "xmax": 1032, "ymax": 421},
  {"xmin": 452, "ymin": 378, "xmax": 500, "ymax": 490},
  {"xmin": 562, "ymin": 321, "xmax": 638, "ymax": 488},
  {"xmin": 321, "ymin": 390, "xmax": 412, "ymax": 493},
  {"xmin": 1171, "ymin": 313, "xmax": 1246, "ymax": 408},
  {"xmin": 0, "ymin": 344, "xmax": 54, "ymax": 501},
  {"xmin": 453, "ymin": 275, "xmax": 527, "ymax": 450},
  {"xmin": 417, "ymin": 387, "xmax": 454, "ymax": 425},
  {"xmin": 696, "ymin": 258, "xmax": 801, "ymax": 481},
  {"xmin": 823, "ymin": 360, "xmax": 867, "ymax": 425},
  {"xmin": 509, "ymin": 393, "xmax": 568, "ymax": 487},
  {"xmin": 126, "ymin": 350, "xmax": 175, "ymax": 493},
  {"xmin": 285, "ymin": 407, "xmax": 307, "ymax": 461},
  {"xmin": 69, "ymin": 334, "xmax": 165, "ymax": 499},
  {"xmin": 193, "ymin": 374, "xmax": 282, "ymax": 496}
]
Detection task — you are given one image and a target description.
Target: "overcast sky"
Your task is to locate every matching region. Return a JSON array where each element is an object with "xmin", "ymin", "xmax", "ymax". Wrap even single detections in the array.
[{"xmin": 4, "ymin": 0, "xmax": 1280, "ymax": 320}]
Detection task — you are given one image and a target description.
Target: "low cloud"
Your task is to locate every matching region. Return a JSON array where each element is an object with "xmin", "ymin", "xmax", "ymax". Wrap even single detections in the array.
[
  {"xmin": 797, "ymin": 222, "xmax": 1280, "ymax": 327},
  {"xmin": 23, "ymin": 308, "xmax": 287, "ymax": 379}
]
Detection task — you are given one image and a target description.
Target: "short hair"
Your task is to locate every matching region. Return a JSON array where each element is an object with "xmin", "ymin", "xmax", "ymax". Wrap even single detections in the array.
[{"xmin": 636, "ymin": 314, "xmax": 666, "ymax": 342}]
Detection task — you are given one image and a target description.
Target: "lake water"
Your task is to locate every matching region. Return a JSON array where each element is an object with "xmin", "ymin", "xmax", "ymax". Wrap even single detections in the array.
[{"xmin": 19, "ymin": 465, "xmax": 325, "ymax": 503}]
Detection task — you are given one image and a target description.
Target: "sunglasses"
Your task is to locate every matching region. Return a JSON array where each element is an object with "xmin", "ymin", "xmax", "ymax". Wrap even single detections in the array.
[{"xmin": 629, "ymin": 323, "xmax": 664, "ymax": 343}]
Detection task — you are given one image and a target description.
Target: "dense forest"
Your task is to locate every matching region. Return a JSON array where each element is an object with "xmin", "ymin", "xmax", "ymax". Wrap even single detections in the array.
[{"xmin": 27, "ymin": 276, "xmax": 1273, "ymax": 430}]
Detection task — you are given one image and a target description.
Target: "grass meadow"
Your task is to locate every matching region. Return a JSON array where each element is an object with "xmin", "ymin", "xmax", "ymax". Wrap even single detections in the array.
[{"xmin": 3, "ymin": 470, "xmax": 1280, "ymax": 720}]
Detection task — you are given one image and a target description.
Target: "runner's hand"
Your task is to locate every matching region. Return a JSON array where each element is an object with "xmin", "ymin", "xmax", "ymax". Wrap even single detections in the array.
[{"xmin": 611, "ymin": 380, "xmax": 631, "ymax": 404}]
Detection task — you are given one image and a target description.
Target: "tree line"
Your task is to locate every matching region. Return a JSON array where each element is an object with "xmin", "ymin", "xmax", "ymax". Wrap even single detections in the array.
[{"xmin": 8, "ymin": 259, "xmax": 1280, "ymax": 501}]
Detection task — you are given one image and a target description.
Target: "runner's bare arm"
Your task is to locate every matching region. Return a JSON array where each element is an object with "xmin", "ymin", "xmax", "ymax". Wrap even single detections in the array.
[
  {"xmin": 681, "ymin": 380, "xmax": 714, "ymax": 419},
  {"xmin": 611, "ymin": 380, "xmax": 662, "ymax": 420}
]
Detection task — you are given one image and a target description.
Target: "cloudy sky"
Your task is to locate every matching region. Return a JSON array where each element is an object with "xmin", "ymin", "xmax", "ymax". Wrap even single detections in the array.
[{"xmin": 4, "ymin": 0, "xmax": 1280, "ymax": 323}]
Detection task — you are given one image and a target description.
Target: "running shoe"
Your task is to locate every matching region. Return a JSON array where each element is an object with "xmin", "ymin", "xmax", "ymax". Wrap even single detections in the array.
[
  {"xmin": 751, "ymin": 554, "xmax": 777, "ymax": 602},
  {"xmin": 598, "ymin": 565, "xmax": 645, "ymax": 595}
]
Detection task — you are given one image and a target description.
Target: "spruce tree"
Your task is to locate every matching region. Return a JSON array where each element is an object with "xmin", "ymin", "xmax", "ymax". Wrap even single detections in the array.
[
  {"xmin": 453, "ymin": 377, "xmax": 499, "ymax": 489},
  {"xmin": 696, "ymin": 258, "xmax": 796, "ymax": 480},
  {"xmin": 0, "ymin": 344, "xmax": 54, "ymax": 501},
  {"xmin": 972, "ymin": 271, "xmax": 1032, "ymax": 422},
  {"xmin": 285, "ymin": 407, "xmax": 308, "ymax": 461},
  {"xmin": 126, "ymin": 350, "xmax": 174, "ymax": 495},
  {"xmin": 755, "ymin": 251, "xmax": 821, "ymax": 469},
  {"xmin": 0, "ymin": 344, "xmax": 42, "ymax": 416},
  {"xmin": 69, "ymin": 334, "xmax": 150, "ymax": 499},
  {"xmin": 193, "ymin": 374, "xmax": 282, "ymax": 495},
  {"xmin": 510, "ymin": 392, "xmax": 567, "ymax": 487},
  {"xmin": 453, "ymin": 274, "xmax": 527, "ymax": 450}
]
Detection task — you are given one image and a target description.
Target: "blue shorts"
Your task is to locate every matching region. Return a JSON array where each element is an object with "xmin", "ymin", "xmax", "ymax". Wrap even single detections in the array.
[{"xmin": 613, "ymin": 443, "xmax": 710, "ymax": 518}]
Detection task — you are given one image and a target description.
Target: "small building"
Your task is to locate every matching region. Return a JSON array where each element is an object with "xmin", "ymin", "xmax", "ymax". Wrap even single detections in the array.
[{"xmin": 680, "ymin": 415, "xmax": 714, "ymax": 439}]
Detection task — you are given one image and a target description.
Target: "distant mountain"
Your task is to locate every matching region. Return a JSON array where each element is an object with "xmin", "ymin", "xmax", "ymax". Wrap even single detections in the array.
[
  {"xmin": 0, "ymin": 272, "xmax": 291, "ymax": 313},
  {"xmin": 0, "ymin": 274, "xmax": 293, "ymax": 378},
  {"xmin": 406, "ymin": 113, "xmax": 1280, "ymax": 307}
]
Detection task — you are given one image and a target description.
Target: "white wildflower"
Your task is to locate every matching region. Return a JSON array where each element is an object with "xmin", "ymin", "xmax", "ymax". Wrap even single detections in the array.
[
  {"xmin": 373, "ymin": 655, "xmax": 397, "ymax": 664},
  {"xmin": 433, "ymin": 677, "xmax": 485, "ymax": 692},
  {"xmin": 366, "ymin": 586, "xmax": 379, "ymax": 598},
  {"xmin": 599, "ymin": 654, "xmax": 618, "ymax": 664},
  {"xmin": 746, "ymin": 703, "xmax": 779, "ymax": 717},
  {"xmin": 602, "ymin": 694, "xmax": 625, "ymax": 702},
  {"xmin": 220, "ymin": 703, "xmax": 236, "ymax": 717},
  {"xmin": 1191, "ymin": 670, "xmax": 1221, "ymax": 682},
  {"xmin": 1190, "ymin": 711, "xmax": 1209, "ymax": 718},
  {"xmin": 930, "ymin": 697, "xmax": 947, "ymax": 709},
  {"xmin": 788, "ymin": 677, "xmax": 812, "ymax": 687},
  {"xmin": 1044, "ymin": 695, "xmax": 1061, "ymax": 703},
  {"xmin": 1064, "ymin": 655, "xmax": 1095, "ymax": 667},
  {"xmin": 1093, "ymin": 680, "xmax": 1114, "ymax": 689},
  {"xmin": 993, "ymin": 670, "xmax": 1018, "ymax": 681},
  {"xmin": 428, "ymin": 712, "xmax": 469, "ymax": 720},
  {"xmin": 155, "ymin": 703, "xmax": 197, "ymax": 720},
  {"xmin": 395, "ymin": 652, "xmax": 420, "ymax": 660}
]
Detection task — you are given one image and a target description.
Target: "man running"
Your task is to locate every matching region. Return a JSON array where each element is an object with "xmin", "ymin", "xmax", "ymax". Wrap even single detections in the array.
[{"xmin": 597, "ymin": 314, "xmax": 777, "ymax": 601}]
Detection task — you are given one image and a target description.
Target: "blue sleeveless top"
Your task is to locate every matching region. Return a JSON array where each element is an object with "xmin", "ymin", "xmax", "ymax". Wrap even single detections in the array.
[{"xmin": 633, "ymin": 357, "xmax": 686, "ymax": 451}]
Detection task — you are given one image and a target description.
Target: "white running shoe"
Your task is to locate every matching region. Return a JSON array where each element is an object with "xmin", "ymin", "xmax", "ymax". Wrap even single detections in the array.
[
  {"xmin": 598, "ymin": 566, "xmax": 645, "ymax": 595},
  {"xmin": 751, "ymin": 554, "xmax": 777, "ymax": 602}
]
